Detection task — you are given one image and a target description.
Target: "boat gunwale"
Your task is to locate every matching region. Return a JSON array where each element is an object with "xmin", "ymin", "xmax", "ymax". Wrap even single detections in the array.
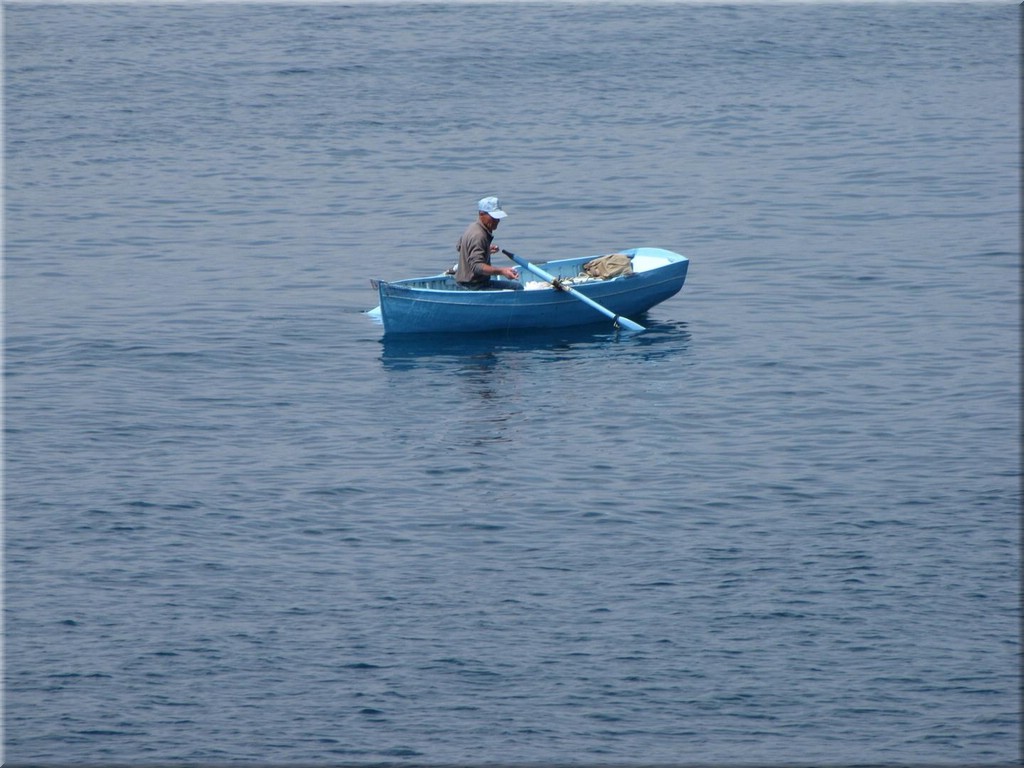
[{"xmin": 381, "ymin": 249, "xmax": 687, "ymax": 296}]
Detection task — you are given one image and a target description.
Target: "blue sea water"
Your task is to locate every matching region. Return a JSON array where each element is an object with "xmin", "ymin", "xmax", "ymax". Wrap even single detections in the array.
[{"xmin": 3, "ymin": 2, "xmax": 1020, "ymax": 765}]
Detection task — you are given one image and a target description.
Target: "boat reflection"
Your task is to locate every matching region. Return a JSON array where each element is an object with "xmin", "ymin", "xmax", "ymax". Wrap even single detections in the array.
[
  {"xmin": 378, "ymin": 317, "xmax": 692, "ymax": 372},
  {"xmin": 375, "ymin": 319, "xmax": 692, "ymax": 453}
]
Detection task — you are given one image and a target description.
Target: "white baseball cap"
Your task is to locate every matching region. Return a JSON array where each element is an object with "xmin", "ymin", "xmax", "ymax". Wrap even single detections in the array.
[{"xmin": 477, "ymin": 196, "xmax": 508, "ymax": 219}]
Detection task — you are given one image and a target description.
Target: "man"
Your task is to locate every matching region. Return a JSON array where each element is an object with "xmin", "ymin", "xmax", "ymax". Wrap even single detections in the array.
[{"xmin": 455, "ymin": 196, "xmax": 520, "ymax": 289}]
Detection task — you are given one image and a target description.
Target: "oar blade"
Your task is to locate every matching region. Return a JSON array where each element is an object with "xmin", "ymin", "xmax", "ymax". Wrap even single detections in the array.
[{"xmin": 614, "ymin": 315, "xmax": 645, "ymax": 333}]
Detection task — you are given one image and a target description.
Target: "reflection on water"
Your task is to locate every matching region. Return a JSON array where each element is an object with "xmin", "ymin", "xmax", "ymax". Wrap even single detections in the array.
[
  {"xmin": 376, "ymin": 319, "xmax": 692, "ymax": 451},
  {"xmin": 378, "ymin": 318, "xmax": 692, "ymax": 372},
  {"xmin": 375, "ymin": 319, "xmax": 690, "ymax": 457}
]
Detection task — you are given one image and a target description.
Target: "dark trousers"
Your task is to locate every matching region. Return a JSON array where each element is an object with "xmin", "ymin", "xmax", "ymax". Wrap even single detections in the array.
[{"xmin": 457, "ymin": 280, "xmax": 523, "ymax": 291}]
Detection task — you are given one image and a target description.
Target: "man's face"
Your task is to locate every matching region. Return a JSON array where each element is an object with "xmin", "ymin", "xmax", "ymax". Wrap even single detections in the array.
[{"xmin": 480, "ymin": 212, "xmax": 500, "ymax": 231}]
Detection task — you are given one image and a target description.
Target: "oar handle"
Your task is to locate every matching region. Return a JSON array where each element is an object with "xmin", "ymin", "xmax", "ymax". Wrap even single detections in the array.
[{"xmin": 500, "ymin": 249, "xmax": 644, "ymax": 332}]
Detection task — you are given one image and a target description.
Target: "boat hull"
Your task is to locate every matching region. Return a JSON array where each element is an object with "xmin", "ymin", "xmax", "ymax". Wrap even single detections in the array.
[{"xmin": 373, "ymin": 247, "xmax": 688, "ymax": 334}]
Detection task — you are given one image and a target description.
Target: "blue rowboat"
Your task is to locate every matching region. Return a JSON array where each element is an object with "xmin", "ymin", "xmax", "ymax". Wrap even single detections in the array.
[{"xmin": 368, "ymin": 246, "xmax": 689, "ymax": 335}]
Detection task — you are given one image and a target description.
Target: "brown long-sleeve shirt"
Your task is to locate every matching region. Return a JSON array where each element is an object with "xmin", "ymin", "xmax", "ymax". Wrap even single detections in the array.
[{"xmin": 454, "ymin": 219, "xmax": 494, "ymax": 285}]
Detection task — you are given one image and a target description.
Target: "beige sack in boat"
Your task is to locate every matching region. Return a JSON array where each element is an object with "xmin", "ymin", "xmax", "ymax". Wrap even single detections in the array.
[{"xmin": 582, "ymin": 253, "xmax": 633, "ymax": 279}]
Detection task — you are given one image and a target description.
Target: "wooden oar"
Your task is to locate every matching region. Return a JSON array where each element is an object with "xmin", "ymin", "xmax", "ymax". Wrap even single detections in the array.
[{"xmin": 501, "ymin": 249, "xmax": 645, "ymax": 332}]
